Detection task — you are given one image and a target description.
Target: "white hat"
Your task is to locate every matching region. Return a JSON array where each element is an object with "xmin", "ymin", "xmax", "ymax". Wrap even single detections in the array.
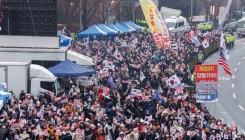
[
  {"xmin": 85, "ymin": 118, "xmax": 89, "ymax": 122},
  {"xmin": 163, "ymin": 110, "xmax": 169, "ymax": 114},
  {"xmin": 119, "ymin": 131, "xmax": 124, "ymax": 135},
  {"xmin": 140, "ymin": 118, "xmax": 144, "ymax": 123}
]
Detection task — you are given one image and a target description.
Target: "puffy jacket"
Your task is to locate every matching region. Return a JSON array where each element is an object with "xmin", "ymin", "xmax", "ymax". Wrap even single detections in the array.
[{"xmin": 230, "ymin": 35, "xmax": 234, "ymax": 42}]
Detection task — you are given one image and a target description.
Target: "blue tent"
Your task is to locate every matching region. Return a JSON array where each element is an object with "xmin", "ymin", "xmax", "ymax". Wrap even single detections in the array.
[
  {"xmin": 121, "ymin": 22, "xmax": 136, "ymax": 31},
  {"xmin": 48, "ymin": 59, "xmax": 96, "ymax": 77},
  {"xmin": 78, "ymin": 25, "xmax": 107, "ymax": 40},
  {"xmin": 107, "ymin": 24, "xmax": 124, "ymax": 33},
  {"xmin": 97, "ymin": 24, "xmax": 117, "ymax": 35},
  {"xmin": 126, "ymin": 21, "xmax": 143, "ymax": 31},
  {"xmin": 0, "ymin": 91, "xmax": 10, "ymax": 104},
  {"xmin": 114, "ymin": 23, "xmax": 131, "ymax": 33},
  {"xmin": 0, "ymin": 84, "xmax": 6, "ymax": 92},
  {"xmin": 97, "ymin": 24, "xmax": 118, "ymax": 41},
  {"xmin": 57, "ymin": 31, "xmax": 72, "ymax": 46}
]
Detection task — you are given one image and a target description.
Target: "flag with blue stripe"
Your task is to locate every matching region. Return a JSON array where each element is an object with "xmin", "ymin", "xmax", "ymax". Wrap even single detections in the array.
[{"xmin": 108, "ymin": 74, "xmax": 116, "ymax": 90}]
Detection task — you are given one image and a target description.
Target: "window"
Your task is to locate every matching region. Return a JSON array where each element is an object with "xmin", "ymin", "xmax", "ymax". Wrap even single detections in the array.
[
  {"xmin": 236, "ymin": 22, "xmax": 245, "ymax": 28},
  {"xmin": 40, "ymin": 81, "xmax": 55, "ymax": 91},
  {"xmin": 166, "ymin": 22, "xmax": 176, "ymax": 28},
  {"xmin": 178, "ymin": 21, "xmax": 184, "ymax": 27}
]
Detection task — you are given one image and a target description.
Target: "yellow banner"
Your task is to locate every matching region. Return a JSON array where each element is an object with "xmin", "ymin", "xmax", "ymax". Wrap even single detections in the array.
[{"xmin": 139, "ymin": 0, "xmax": 171, "ymax": 49}]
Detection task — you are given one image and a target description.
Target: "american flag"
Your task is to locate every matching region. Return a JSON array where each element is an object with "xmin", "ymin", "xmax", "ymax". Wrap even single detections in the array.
[
  {"xmin": 174, "ymin": 83, "xmax": 184, "ymax": 92},
  {"xmin": 219, "ymin": 48, "xmax": 232, "ymax": 76}
]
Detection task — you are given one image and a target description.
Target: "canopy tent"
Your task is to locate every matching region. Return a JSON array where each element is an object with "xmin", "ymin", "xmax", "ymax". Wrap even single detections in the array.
[
  {"xmin": 114, "ymin": 23, "xmax": 131, "ymax": 33},
  {"xmin": 78, "ymin": 25, "xmax": 107, "ymax": 40},
  {"xmin": 57, "ymin": 31, "xmax": 72, "ymax": 46},
  {"xmin": 48, "ymin": 59, "xmax": 96, "ymax": 77},
  {"xmin": 126, "ymin": 21, "xmax": 144, "ymax": 31},
  {"xmin": 0, "ymin": 83, "xmax": 6, "ymax": 92},
  {"xmin": 120, "ymin": 22, "xmax": 136, "ymax": 31},
  {"xmin": 0, "ymin": 91, "xmax": 11, "ymax": 109},
  {"xmin": 97, "ymin": 24, "xmax": 118, "ymax": 41},
  {"xmin": 107, "ymin": 24, "xmax": 124, "ymax": 33},
  {"xmin": 97, "ymin": 24, "xmax": 117, "ymax": 35}
]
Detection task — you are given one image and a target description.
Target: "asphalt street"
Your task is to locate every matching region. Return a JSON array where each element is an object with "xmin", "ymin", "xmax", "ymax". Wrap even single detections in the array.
[{"xmin": 203, "ymin": 34, "xmax": 245, "ymax": 132}]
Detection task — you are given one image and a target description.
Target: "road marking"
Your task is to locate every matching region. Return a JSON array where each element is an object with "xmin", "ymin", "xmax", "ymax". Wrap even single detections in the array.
[
  {"xmin": 219, "ymin": 77, "xmax": 230, "ymax": 80},
  {"xmin": 206, "ymin": 58, "xmax": 209, "ymax": 61},
  {"xmin": 232, "ymin": 75, "xmax": 235, "ymax": 79},
  {"xmin": 233, "ymin": 93, "xmax": 236, "ymax": 98},
  {"xmin": 218, "ymin": 85, "xmax": 220, "ymax": 86},
  {"xmin": 234, "ymin": 68, "xmax": 237, "ymax": 71},
  {"xmin": 238, "ymin": 62, "xmax": 241, "ymax": 65},
  {"xmin": 220, "ymin": 112, "xmax": 227, "ymax": 113},
  {"xmin": 232, "ymin": 84, "xmax": 234, "ymax": 88},
  {"xmin": 238, "ymin": 105, "xmax": 244, "ymax": 110},
  {"xmin": 243, "ymin": 57, "xmax": 245, "ymax": 59},
  {"xmin": 213, "ymin": 53, "xmax": 216, "ymax": 56}
]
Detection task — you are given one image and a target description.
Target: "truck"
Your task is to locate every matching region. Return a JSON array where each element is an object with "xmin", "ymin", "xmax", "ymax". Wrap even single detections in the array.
[
  {"xmin": 0, "ymin": 35, "xmax": 96, "ymax": 86},
  {"xmin": 160, "ymin": 6, "xmax": 182, "ymax": 22},
  {"xmin": 0, "ymin": 62, "xmax": 59, "ymax": 98},
  {"xmin": 0, "ymin": 47, "xmax": 96, "ymax": 86}
]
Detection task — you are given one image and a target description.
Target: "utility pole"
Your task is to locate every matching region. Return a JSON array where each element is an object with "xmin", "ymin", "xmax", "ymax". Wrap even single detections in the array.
[
  {"xmin": 79, "ymin": 0, "xmax": 82, "ymax": 31},
  {"xmin": 133, "ymin": 3, "xmax": 135, "ymax": 23},
  {"xmin": 191, "ymin": 0, "xmax": 193, "ymax": 22}
]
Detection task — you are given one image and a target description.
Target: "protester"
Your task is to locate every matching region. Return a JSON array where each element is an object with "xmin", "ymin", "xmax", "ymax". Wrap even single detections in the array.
[{"xmin": 0, "ymin": 29, "xmax": 242, "ymax": 140}]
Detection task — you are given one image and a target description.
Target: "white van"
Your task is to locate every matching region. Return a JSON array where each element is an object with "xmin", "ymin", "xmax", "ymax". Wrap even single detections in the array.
[{"xmin": 165, "ymin": 16, "xmax": 190, "ymax": 32}]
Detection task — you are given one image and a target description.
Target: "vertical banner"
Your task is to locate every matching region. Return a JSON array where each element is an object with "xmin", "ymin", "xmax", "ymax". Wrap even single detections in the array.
[
  {"xmin": 139, "ymin": 0, "xmax": 171, "ymax": 50},
  {"xmin": 217, "ymin": 0, "xmax": 232, "ymax": 30},
  {"xmin": 195, "ymin": 64, "xmax": 218, "ymax": 102},
  {"xmin": 219, "ymin": 7, "xmax": 225, "ymax": 22}
]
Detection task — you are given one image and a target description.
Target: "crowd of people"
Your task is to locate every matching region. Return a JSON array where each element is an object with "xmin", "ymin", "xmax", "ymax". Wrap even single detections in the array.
[{"xmin": 1, "ymin": 28, "xmax": 243, "ymax": 140}]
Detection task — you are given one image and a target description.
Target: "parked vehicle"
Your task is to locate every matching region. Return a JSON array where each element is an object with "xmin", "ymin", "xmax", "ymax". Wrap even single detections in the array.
[
  {"xmin": 0, "ymin": 62, "xmax": 59, "ymax": 98},
  {"xmin": 160, "ymin": 6, "xmax": 181, "ymax": 21},
  {"xmin": 236, "ymin": 19, "xmax": 245, "ymax": 37},
  {"xmin": 0, "ymin": 47, "xmax": 97, "ymax": 86},
  {"xmin": 225, "ymin": 21, "xmax": 238, "ymax": 32},
  {"xmin": 165, "ymin": 16, "xmax": 191, "ymax": 32}
]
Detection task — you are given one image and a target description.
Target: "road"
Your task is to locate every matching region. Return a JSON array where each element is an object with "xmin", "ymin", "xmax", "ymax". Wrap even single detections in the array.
[{"xmin": 204, "ymin": 34, "xmax": 245, "ymax": 132}]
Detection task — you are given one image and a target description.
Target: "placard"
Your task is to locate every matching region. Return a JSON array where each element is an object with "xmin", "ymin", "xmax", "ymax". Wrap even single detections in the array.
[{"xmin": 195, "ymin": 64, "xmax": 218, "ymax": 102}]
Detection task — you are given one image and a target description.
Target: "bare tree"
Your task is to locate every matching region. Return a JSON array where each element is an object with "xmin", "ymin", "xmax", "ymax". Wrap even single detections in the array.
[
  {"xmin": 93, "ymin": 0, "xmax": 120, "ymax": 24},
  {"xmin": 58, "ymin": 0, "xmax": 103, "ymax": 35},
  {"xmin": 58, "ymin": 0, "xmax": 80, "ymax": 36},
  {"xmin": 81, "ymin": 0, "xmax": 101, "ymax": 29}
]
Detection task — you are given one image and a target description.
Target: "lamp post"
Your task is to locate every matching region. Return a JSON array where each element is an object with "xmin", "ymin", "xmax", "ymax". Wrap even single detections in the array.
[
  {"xmin": 107, "ymin": 0, "xmax": 114, "ymax": 25},
  {"xmin": 79, "ymin": 0, "xmax": 82, "ymax": 31},
  {"xmin": 191, "ymin": 0, "xmax": 193, "ymax": 22},
  {"xmin": 133, "ymin": 3, "xmax": 135, "ymax": 23}
]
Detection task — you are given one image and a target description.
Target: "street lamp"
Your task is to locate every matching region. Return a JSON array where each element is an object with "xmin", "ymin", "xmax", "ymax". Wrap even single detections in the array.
[
  {"xmin": 107, "ymin": 0, "xmax": 114, "ymax": 25},
  {"xmin": 80, "ymin": 0, "xmax": 82, "ymax": 31}
]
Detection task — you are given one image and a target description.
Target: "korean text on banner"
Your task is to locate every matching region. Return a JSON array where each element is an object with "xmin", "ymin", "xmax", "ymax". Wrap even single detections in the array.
[
  {"xmin": 139, "ymin": 0, "xmax": 171, "ymax": 49},
  {"xmin": 195, "ymin": 65, "xmax": 218, "ymax": 102},
  {"xmin": 187, "ymin": 31, "xmax": 200, "ymax": 46}
]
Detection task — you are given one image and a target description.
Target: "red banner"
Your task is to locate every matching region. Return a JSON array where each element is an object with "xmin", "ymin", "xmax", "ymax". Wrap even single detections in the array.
[{"xmin": 195, "ymin": 64, "xmax": 218, "ymax": 82}]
